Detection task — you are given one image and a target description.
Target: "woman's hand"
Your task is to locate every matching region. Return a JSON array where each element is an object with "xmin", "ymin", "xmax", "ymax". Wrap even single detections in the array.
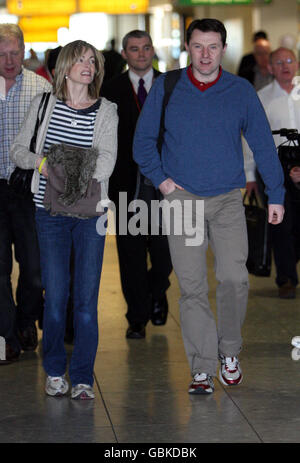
[{"xmin": 36, "ymin": 156, "xmax": 48, "ymax": 178}]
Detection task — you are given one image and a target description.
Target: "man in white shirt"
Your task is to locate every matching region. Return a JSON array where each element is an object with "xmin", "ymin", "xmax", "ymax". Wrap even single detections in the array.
[
  {"xmin": 101, "ymin": 30, "xmax": 172, "ymax": 339},
  {"xmin": 244, "ymin": 47, "xmax": 300, "ymax": 298}
]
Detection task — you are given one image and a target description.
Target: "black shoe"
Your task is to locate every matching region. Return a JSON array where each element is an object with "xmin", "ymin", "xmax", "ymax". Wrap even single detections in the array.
[
  {"xmin": 278, "ymin": 280, "xmax": 296, "ymax": 299},
  {"xmin": 151, "ymin": 294, "xmax": 168, "ymax": 326},
  {"xmin": 18, "ymin": 325, "xmax": 38, "ymax": 351},
  {"xmin": 126, "ymin": 324, "xmax": 146, "ymax": 339},
  {"xmin": 0, "ymin": 343, "xmax": 20, "ymax": 365}
]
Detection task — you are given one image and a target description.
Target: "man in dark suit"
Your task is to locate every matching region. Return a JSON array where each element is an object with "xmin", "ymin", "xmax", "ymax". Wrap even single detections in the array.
[
  {"xmin": 101, "ymin": 30, "xmax": 172, "ymax": 339},
  {"xmin": 102, "ymin": 39, "xmax": 126, "ymax": 82},
  {"xmin": 237, "ymin": 31, "xmax": 273, "ymax": 91},
  {"xmin": 237, "ymin": 31, "xmax": 268, "ymax": 78}
]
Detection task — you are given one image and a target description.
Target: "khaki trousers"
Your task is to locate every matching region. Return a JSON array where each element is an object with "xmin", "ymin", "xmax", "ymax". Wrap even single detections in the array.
[{"xmin": 164, "ymin": 188, "xmax": 249, "ymax": 377}]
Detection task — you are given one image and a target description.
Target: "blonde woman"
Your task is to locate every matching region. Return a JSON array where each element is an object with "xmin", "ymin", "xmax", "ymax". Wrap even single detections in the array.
[{"xmin": 11, "ymin": 40, "xmax": 118, "ymax": 400}]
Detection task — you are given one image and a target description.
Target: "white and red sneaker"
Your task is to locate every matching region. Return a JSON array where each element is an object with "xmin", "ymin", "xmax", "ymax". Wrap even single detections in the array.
[
  {"xmin": 188, "ymin": 373, "xmax": 214, "ymax": 394},
  {"xmin": 219, "ymin": 356, "xmax": 243, "ymax": 386}
]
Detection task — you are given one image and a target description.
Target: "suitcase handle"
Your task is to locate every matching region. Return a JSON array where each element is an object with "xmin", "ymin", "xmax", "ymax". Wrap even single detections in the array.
[{"xmin": 243, "ymin": 190, "xmax": 260, "ymax": 207}]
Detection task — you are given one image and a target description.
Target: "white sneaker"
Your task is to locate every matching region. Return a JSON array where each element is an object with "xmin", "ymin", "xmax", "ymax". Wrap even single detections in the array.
[
  {"xmin": 219, "ymin": 356, "xmax": 243, "ymax": 386},
  {"xmin": 291, "ymin": 336, "xmax": 300, "ymax": 361},
  {"xmin": 188, "ymin": 373, "xmax": 214, "ymax": 394},
  {"xmin": 45, "ymin": 375, "xmax": 69, "ymax": 396},
  {"xmin": 71, "ymin": 384, "xmax": 95, "ymax": 400}
]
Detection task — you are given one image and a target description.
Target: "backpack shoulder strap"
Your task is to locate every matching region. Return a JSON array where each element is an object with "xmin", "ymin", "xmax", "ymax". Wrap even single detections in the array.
[
  {"xmin": 157, "ymin": 69, "xmax": 182, "ymax": 155},
  {"xmin": 163, "ymin": 69, "xmax": 182, "ymax": 107}
]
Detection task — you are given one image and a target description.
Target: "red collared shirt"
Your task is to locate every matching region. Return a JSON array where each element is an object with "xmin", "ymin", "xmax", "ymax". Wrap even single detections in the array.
[{"xmin": 187, "ymin": 64, "xmax": 222, "ymax": 91}]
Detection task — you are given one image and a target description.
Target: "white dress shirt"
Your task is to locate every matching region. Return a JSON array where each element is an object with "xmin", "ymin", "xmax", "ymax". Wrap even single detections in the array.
[
  {"xmin": 128, "ymin": 68, "xmax": 154, "ymax": 95},
  {"xmin": 243, "ymin": 79, "xmax": 300, "ymax": 181}
]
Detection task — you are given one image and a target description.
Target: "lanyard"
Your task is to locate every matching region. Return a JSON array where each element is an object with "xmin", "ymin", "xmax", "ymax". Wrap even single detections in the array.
[{"xmin": 132, "ymin": 83, "xmax": 142, "ymax": 112}]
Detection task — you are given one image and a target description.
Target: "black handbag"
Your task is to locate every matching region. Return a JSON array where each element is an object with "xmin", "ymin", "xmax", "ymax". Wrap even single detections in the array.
[
  {"xmin": 9, "ymin": 92, "xmax": 51, "ymax": 196},
  {"xmin": 278, "ymin": 144, "xmax": 300, "ymax": 201},
  {"xmin": 244, "ymin": 192, "xmax": 272, "ymax": 277}
]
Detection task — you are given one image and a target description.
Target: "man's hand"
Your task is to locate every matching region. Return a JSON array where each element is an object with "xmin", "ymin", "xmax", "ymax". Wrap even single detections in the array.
[
  {"xmin": 268, "ymin": 204, "xmax": 284, "ymax": 225},
  {"xmin": 246, "ymin": 181, "xmax": 259, "ymax": 197},
  {"xmin": 159, "ymin": 177, "xmax": 184, "ymax": 195}
]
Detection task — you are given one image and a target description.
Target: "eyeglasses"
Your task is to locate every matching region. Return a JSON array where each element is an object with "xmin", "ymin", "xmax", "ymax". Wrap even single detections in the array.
[{"xmin": 273, "ymin": 58, "xmax": 295, "ymax": 66}]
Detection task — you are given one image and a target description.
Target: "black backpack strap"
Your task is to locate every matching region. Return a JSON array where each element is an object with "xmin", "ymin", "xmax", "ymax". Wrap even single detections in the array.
[{"xmin": 157, "ymin": 69, "xmax": 182, "ymax": 155}]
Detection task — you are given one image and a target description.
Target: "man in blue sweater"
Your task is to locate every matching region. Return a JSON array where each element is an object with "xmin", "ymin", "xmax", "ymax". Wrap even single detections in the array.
[{"xmin": 133, "ymin": 18, "xmax": 285, "ymax": 394}]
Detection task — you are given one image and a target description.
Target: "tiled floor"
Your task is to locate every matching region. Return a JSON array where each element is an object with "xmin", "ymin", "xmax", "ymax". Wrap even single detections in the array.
[{"xmin": 1, "ymin": 234, "xmax": 300, "ymax": 444}]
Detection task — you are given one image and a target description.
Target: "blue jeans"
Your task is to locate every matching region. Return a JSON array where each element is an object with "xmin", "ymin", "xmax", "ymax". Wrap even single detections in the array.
[{"xmin": 35, "ymin": 208, "xmax": 106, "ymax": 386}]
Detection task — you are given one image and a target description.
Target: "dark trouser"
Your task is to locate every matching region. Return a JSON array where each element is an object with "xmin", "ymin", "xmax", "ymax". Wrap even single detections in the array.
[
  {"xmin": 115, "ymin": 184, "xmax": 172, "ymax": 326},
  {"xmin": 256, "ymin": 169, "xmax": 300, "ymax": 287},
  {"xmin": 270, "ymin": 191, "xmax": 300, "ymax": 287},
  {"xmin": 0, "ymin": 180, "xmax": 43, "ymax": 351}
]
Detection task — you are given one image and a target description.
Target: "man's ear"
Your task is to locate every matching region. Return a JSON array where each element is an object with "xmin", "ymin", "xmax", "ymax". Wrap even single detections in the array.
[{"xmin": 121, "ymin": 49, "xmax": 127, "ymax": 61}]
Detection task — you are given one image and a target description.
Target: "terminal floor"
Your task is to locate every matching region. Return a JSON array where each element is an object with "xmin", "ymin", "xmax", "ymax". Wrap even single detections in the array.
[{"xmin": 1, "ymin": 234, "xmax": 300, "ymax": 445}]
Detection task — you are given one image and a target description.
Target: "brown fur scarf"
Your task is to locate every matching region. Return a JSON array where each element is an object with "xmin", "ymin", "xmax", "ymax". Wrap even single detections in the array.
[{"xmin": 46, "ymin": 143, "xmax": 98, "ymax": 206}]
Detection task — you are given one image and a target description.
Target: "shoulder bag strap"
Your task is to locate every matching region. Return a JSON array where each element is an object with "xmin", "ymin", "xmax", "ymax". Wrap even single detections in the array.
[{"xmin": 30, "ymin": 92, "xmax": 51, "ymax": 153}]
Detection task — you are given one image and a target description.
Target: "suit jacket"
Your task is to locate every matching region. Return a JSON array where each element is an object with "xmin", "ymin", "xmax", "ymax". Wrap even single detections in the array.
[
  {"xmin": 101, "ymin": 69, "xmax": 161, "ymax": 204},
  {"xmin": 237, "ymin": 53, "xmax": 256, "ymax": 84}
]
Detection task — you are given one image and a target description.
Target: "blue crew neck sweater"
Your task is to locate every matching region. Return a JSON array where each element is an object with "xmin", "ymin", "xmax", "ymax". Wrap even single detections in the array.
[{"xmin": 133, "ymin": 68, "xmax": 285, "ymax": 205}]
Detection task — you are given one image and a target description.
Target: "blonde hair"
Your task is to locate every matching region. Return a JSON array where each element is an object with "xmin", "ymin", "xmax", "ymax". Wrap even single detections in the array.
[
  {"xmin": 52, "ymin": 40, "xmax": 105, "ymax": 100},
  {"xmin": 0, "ymin": 24, "xmax": 24, "ymax": 49}
]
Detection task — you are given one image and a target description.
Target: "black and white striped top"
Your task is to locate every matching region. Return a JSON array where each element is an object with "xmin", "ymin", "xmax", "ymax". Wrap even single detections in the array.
[{"xmin": 34, "ymin": 98, "xmax": 101, "ymax": 209}]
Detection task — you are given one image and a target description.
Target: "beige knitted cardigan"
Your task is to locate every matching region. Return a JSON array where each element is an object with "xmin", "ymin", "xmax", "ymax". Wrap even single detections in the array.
[{"xmin": 10, "ymin": 92, "xmax": 118, "ymax": 209}]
